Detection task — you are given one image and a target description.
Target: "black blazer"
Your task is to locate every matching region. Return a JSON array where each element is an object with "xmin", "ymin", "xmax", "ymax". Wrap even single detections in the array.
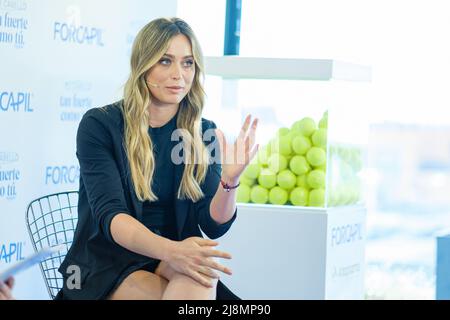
[{"xmin": 56, "ymin": 101, "xmax": 238, "ymax": 300}]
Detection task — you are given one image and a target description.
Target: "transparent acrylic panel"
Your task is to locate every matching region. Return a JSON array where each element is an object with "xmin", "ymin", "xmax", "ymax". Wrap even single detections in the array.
[
  {"xmin": 326, "ymin": 81, "xmax": 370, "ymax": 208},
  {"xmin": 203, "ymin": 75, "xmax": 370, "ymax": 208}
]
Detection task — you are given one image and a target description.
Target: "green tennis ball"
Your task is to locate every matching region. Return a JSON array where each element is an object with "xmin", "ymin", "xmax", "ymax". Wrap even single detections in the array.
[
  {"xmin": 307, "ymin": 169, "xmax": 326, "ymax": 189},
  {"xmin": 309, "ymin": 188, "xmax": 325, "ymax": 207},
  {"xmin": 258, "ymin": 168, "xmax": 277, "ymax": 189},
  {"xmin": 286, "ymin": 152, "xmax": 294, "ymax": 161},
  {"xmin": 268, "ymin": 153, "xmax": 288, "ymax": 173},
  {"xmin": 292, "ymin": 135, "xmax": 312, "ymax": 155},
  {"xmin": 257, "ymin": 145, "xmax": 271, "ymax": 166},
  {"xmin": 286, "ymin": 130, "xmax": 296, "ymax": 138},
  {"xmin": 319, "ymin": 119, "xmax": 328, "ymax": 129},
  {"xmin": 347, "ymin": 182, "xmax": 361, "ymax": 204},
  {"xmin": 240, "ymin": 175, "xmax": 255, "ymax": 187},
  {"xmin": 236, "ymin": 184, "xmax": 251, "ymax": 203},
  {"xmin": 250, "ymin": 185, "xmax": 269, "ymax": 204},
  {"xmin": 328, "ymin": 190, "xmax": 338, "ymax": 206},
  {"xmin": 270, "ymin": 135, "xmax": 292, "ymax": 156},
  {"xmin": 296, "ymin": 174, "xmax": 309, "ymax": 189},
  {"xmin": 243, "ymin": 162, "xmax": 261, "ymax": 180},
  {"xmin": 269, "ymin": 186, "xmax": 289, "ymax": 205},
  {"xmin": 338, "ymin": 185, "xmax": 351, "ymax": 205},
  {"xmin": 319, "ymin": 111, "xmax": 328, "ymax": 129},
  {"xmin": 292, "ymin": 117, "xmax": 317, "ymax": 137},
  {"xmin": 289, "ymin": 155, "xmax": 311, "ymax": 175},
  {"xmin": 277, "ymin": 169, "xmax": 297, "ymax": 190},
  {"xmin": 306, "ymin": 147, "xmax": 326, "ymax": 167},
  {"xmin": 314, "ymin": 163, "xmax": 327, "ymax": 171},
  {"xmin": 311, "ymin": 128, "xmax": 328, "ymax": 149},
  {"xmin": 290, "ymin": 187, "xmax": 309, "ymax": 206},
  {"xmin": 329, "ymin": 145, "xmax": 337, "ymax": 157},
  {"xmin": 277, "ymin": 127, "xmax": 290, "ymax": 136},
  {"xmin": 332, "ymin": 186, "xmax": 342, "ymax": 206}
]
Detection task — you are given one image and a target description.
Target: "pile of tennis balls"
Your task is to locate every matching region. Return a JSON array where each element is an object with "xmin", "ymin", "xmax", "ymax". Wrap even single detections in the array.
[
  {"xmin": 327, "ymin": 144, "xmax": 364, "ymax": 206},
  {"xmin": 237, "ymin": 111, "xmax": 329, "ymax": 207}
]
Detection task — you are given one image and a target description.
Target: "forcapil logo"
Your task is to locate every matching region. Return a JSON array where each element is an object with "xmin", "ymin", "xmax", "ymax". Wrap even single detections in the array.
[
  {"xmin": 0, "ymin": 91, "xmax": 33, "ymax": 112},
  {"xmin": 45, "ymin": 165, "xmax": 80, "ymax": 185},
  {"xmin": 53, "ymin": 21, "xmax": 104, "ymax": 46}
]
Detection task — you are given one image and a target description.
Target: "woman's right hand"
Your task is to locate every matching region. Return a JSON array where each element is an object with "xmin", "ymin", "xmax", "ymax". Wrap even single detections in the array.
[{"xmin": 166, "ymin": 237, "xmax": 232, "ymax": 288}]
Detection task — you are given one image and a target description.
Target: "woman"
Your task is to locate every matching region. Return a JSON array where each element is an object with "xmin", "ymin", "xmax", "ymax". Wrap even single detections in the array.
[{"xmin": 55, "ymin": 17, "xmax": 258, "ymax": 300}]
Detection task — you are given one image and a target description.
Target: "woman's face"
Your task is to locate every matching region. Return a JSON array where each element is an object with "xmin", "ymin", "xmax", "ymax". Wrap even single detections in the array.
[{"xmin": 145, "ymin": 34, "xmax": 196, "ymax": 106}]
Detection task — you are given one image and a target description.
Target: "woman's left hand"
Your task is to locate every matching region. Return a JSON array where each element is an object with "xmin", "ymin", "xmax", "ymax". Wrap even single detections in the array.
[{"xmin": 215, "ymin": 115, "xmax": 259, "ymax": 182}]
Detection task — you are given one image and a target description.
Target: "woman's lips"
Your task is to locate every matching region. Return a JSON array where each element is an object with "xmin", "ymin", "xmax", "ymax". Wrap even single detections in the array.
[{"xmin": 166, "ymin": 86, "xmax": 184, "ymax": 93}]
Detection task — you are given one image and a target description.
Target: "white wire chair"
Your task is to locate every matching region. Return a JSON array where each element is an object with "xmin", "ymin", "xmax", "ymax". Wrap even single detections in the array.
[{"xmin": 25, "ymin": 191, "xmax": 79, "ymax": 299}]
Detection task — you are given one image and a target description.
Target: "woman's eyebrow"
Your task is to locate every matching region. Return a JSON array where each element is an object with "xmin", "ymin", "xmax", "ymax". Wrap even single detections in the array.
[{"xmin": 163, "ymin": 53, "xmax": 194, "ymax": 59}]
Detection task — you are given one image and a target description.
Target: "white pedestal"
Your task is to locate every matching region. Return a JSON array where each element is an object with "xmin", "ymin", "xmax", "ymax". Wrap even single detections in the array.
[{"xmin": 216, "ymin": 204, "xmax": 366, "ymax": 300}]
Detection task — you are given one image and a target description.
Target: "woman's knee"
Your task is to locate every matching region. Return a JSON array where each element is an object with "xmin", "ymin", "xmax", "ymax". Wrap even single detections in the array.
[
  {"xmin": 162, "ymin": 272, "xmax": 218, "ymax": 300},
  {"xmin": 171, "ymin": 271, "xmax": 219, "ymax": 292},
  {"xmin": 156, "ymin": 261, "xmax": 219, "ymax": 287}
]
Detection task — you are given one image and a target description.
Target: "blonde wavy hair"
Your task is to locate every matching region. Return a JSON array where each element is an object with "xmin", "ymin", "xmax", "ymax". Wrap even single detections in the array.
[{"xmin": 123, "ymin": 17, "xmax": 210, "ymax": 202}]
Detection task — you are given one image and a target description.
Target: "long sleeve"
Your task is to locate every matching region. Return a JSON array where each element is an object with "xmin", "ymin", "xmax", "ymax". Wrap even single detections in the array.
[{"xmin": 76, "ymin": 110, "xmax": 132, "ymax": 243}]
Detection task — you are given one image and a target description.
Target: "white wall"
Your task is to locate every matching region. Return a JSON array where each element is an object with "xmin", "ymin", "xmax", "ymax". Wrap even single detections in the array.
[{"xmin": 239, "ymin": 0, "xmax": 450, "ymax": 125}]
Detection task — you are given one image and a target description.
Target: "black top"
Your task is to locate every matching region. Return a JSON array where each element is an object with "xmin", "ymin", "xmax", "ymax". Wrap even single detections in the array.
[
  {"xmin": 55, "ymin": 101, "xmax": 238, "ymax": 300},
  {"xmin": 142, "ymin": 111, "xmax": 178, "ymax": 241}
]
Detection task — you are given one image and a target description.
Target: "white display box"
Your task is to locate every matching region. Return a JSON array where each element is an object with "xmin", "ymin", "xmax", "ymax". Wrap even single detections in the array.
[
  {"xmin": 203, "ymin": 56, "xmax": 370, "ymax": 299},
  {"xmin": 203, "ymin": 56, "xmax": 372, "ymax": 209},
  {"xmin": 218, "ymin": 203, "xmax": 366, "ymax": 300},
  {"xmin": 204, "ymin": 56, "xmax": 372, "ymax": 81}
]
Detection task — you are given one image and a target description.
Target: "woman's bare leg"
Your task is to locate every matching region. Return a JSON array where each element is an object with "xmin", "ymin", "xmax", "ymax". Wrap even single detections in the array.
[
  {"xmin": 108, "ymin": 270, "xmax": 168, "ymax": 300},
  {"xmin": 162, "ymin": 272, "xmax": 218, "ymax": 300}
]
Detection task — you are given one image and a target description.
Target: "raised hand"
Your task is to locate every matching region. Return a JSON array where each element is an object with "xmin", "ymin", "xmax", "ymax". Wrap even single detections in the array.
[{"xmin": 215, "ymin": 115, "xmax": 259, "ymax": 181}]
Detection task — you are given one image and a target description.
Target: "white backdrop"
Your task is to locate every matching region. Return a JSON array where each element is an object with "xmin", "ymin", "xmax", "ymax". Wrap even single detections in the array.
[{"xmin": 0, "ymin": 0, "xmax": 177, "ymax": 299}]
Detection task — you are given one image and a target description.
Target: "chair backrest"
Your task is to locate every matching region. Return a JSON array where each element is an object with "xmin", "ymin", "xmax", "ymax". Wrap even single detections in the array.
[{"xmin": 25, "ymin": 191, "xmax": 79, "ymax": 299}]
